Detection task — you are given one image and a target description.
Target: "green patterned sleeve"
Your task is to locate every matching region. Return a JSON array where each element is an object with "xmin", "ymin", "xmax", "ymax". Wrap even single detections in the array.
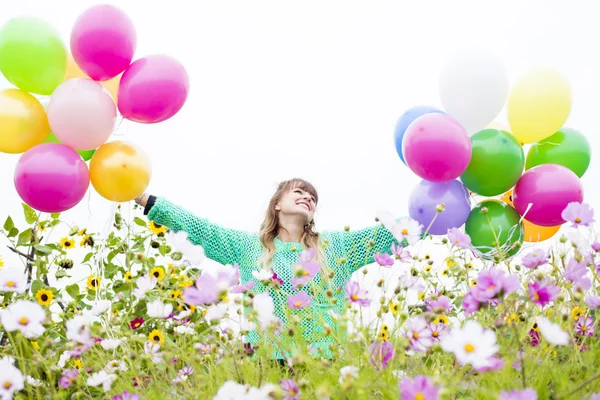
[{"xmin": 147, "ymin": 197, "xmax": 253, "ymax": 266}]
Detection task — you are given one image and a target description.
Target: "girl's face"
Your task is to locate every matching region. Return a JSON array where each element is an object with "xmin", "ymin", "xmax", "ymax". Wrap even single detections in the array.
[{"xmin": 275, "ymin": 187, "xmax": 317, "ymax": 223}]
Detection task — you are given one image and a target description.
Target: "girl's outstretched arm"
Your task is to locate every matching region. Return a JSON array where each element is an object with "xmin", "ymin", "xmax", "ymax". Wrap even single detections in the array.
[{"xmin": 136, "ymin": 194, "xmax": 254, "ymax": 267}]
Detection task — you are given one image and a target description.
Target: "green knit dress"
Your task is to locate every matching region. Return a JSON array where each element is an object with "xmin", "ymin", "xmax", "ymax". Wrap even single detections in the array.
[{"xmin": 147, "ymin": 197, "xmax": 401, "ymax": 359}]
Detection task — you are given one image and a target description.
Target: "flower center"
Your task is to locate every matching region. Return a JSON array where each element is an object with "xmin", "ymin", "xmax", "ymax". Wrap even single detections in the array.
[
  {"xmin": 487, "ymin": 285, "xmax": 495, "ymax": 291},
  {"xmin": 432, "ymin": 331, "xmax": 439, "ymax": 338},
  {"xmin": 153, "ymin": 335, "xmax": 160, "ymax": 342},
  {"xmin": 464, "ymin": 343, "xmax": 475, "ymax": 353},
  {"xmin": 401, "ymin": 229, "xmax": 408, "ymax": 235},
  {"xmin": 575, "ymin": 217, "xmax": 581, "ymax": 223},
  {"xmin": 415, "ymin": 394, "xmax": 425, "ymax": 400},
  {"xmin": 294, "ymin": 301, "xmax": 302, "ymax": 307},
  {"xmin": 91, "ymin": 279, "xmax": 97, "ymax": 287},
  {"xmin": 351, "ymin": 294, "xmax": 358, "ymax": 301},
  {"xmin": 533, "ymin": 292, "xmax": 540, "ymax": 301},
  {"xmin": 41, "ymin": 294, "xmax": 48, "ymax": 302},
  {"xmin": 412, "ymin": 331, "xmax": 419, "ymax": 340},
  {"xmin": 3, "ymin": 381, "xmax": 11, "ymax": 389},
  {"xmin": 581, "ymin": 326, "xmax": 587, "ymax": 332},
  {"xmin": 19, "ymin": 317, "xmax": 29, "ymax": 325},
  {"xmin": 6, "ymin": 281, "xmax": 15, "ymax": 288}
]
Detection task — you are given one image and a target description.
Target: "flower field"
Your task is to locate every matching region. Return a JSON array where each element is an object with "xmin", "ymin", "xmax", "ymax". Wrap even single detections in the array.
[{"xmin": 0, "ymin": 201, "xmax": 599, "ymax": 399}]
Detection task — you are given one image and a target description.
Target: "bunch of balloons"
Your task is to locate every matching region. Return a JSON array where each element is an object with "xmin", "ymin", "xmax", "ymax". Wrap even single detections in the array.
[
  {"xmin": 0, "ymin": 5, "xmax": 190, "ymax": 213},
  {"xmin": 394, "ymin": 48, "xmax": 589, "ymax": 258}
]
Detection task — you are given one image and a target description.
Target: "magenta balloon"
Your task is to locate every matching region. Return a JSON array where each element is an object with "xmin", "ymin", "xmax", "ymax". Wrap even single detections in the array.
[
  {"xmin": 403, "ymin": 113, "xmax": 472, "ymax": 182},
  {"xmin": 408, "ymin": 179, "xmax": 471, "ymax": 235},
  {"xmin": 70, "ymin": 4, "xmax": 136, "ymax": 81},
  {"xmin": 513, "ymin": 164, "xmax": 583, "ymax": 226},
  {"xmin": 118, "ymin": 55, "xmax": 189, "ymax": 124},
  {"xmin": 14, "ymin": 143, "xmax": 90, "ymax": 213}
]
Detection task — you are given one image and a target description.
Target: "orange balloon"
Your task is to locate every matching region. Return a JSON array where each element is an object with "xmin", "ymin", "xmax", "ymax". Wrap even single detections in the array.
[
  {"xmin": 0, "ymin": 89, "xmax": 50, "ymax": 154},
  {"xmin": 64, "ymin": 54, "xmax": 120, "ymax": 103},
  {"xmin": 501, "ymin": 189, "xmax": 560, "ymax": 242},
  {"xmin": 90, "ymin": 141, "xmax": 151, "ymax": 202}
]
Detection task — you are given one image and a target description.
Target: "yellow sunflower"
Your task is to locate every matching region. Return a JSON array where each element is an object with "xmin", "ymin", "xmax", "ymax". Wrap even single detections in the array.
[
  {"xmin": 148, "ymin": 329, "xmax": 165, "ymax": 345},
  {"xmin": 150, "ymin": 267, "xmax": 165, "ymax": 281},
  {"xmin": 179, "ymin": 280, "xmax": 193, "ymax": 288},
  {"xmin": 87, "ymin": 275, "xmax": 101, "ymax": 291},
  {"xmin": 77, "ymin": 228, "xmax": 87, "ymax": 236},
  {"xmin": 59, "ymin": 237, "xmax": 76, "ymax": 249},
  {"xmin": 177, "ymin": 303, "xmax": 196, "ymax": 314},
  {"xmin": 390, "ymin": 302, "xmax": 400, "ymax": 315},
  {"xmin": 80, "ymin": 235, "xmax": 90, "ymax": 247},
  {"xmin": 35, "ymin": 288, "xmax": 53, "ymax": 307},
  {"xmin": 445, "ymin": 257, "xmax": 457, "ymax": 268},
  {"xmin": 433, "ymin": 315, "xmax": 449, "ymax": 325},
  {"xmin": 148, "ymin": 221, "xmax": 167, "ymax": 235},
  {"xmin": 124, "ymin": 272, "xmax": 133, "ymax": 282},
  {"xmin": 171, "ymin": 290, "xmax": 182, "ymax": 300},
  {"xmin": 378, "ymin": 330, "xmax": 389, "ymax": 341},
  {"xmin": 73, "ymin": 359, "xmax": 83, "ymax": 369},
  {"xmin": 571, "ymin": 307, "xmax": 585, "ymax": 320}
]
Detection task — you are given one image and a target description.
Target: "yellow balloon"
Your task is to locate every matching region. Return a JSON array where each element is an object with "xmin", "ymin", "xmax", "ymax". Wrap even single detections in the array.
[
  {"xmin": 500, "ymin": 189, "xmax": 560, "ymax": 242},
  {"xmin": 90, "ymin": 141, "xmax": 151, "ymax": 202},
  {"xmin": 64, "ymin": 54, "xmax": 120, "ymax": 103},
  {"xmin": 507, "ymin": 68, "xmax": 572, "ymax": 144},
  {"xmin": 0, "ymin": 89, "xmax": 50, "ymax": 154}
]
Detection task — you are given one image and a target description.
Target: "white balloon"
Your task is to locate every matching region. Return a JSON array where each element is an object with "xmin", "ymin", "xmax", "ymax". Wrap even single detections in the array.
[{"xmin": 438, "ymin": 48, "xmax": 509, "ymax": 135}]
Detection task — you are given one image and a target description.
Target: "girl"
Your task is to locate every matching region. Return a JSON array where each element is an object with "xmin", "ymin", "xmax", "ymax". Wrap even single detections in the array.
[{"xmin": 135, "ymin": 178, "xmax": 404, "ymax": 360}]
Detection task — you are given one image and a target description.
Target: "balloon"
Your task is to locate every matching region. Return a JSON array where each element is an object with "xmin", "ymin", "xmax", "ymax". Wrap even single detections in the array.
[
  {"xmin": 403, "ymin": 113, "xmax": 472, "ymax": 182},
  {"xmin": 90, "ymin": 141, "xmax": 151, "ymax": 202},
  {"xmin": 465, "ymin": 200, "xmax": 523, "ymax": 259},
  {"xmin": 460, "ymin": 129, "xmax": 524, "ymax": 196},
  {"xmin": 0, "ymin": 89, "xmax": 49, "ymax": 154},
  {"xmin": 526, "ymin": 128, "xmax": 591, "ymax": 178},
  {"xmin": 393, "ymin": 106, "xmax": 443, "ymax": 165},
  {"xmin": 513, "ymin": 164, "xmax": 583, "ymax": 226},
  {"xmin": 65, "ymin": 53, "xmax": 121, "ymax": 103},
  {"xmin": 48, "ymin": 78, "xmax": 117, "ymax": 150},
  {"xmin": 45, "ymin": 132, "xmax": 96, "ymax": 161},
  {"xmin": 0, "ymin": 17, "xmax": 67, "ymax": 95},
  {"xmin": 507, "ymin": 68, "xmax": 572, "ymax": 144},
  {"xmin": 438, "ymin": 48, "xmax": 509, "ymax": 135},
  {"xmin": 501, "ymin": 190, "xmax": 560, "ymax": 242},
  {"xmin": 408, "ymin": 180, "xmax": 471, "ymax": 235},
  {"xmin": 70, "ymin": 4, "xmax": 136, "ymax": 81},
  {"xmin": 14, "ymin": 143, "xmax": 90, "ymax": 213},
  {"xmin": 118, "ymin": 55, "xmax": 190, "ymax": 123}
]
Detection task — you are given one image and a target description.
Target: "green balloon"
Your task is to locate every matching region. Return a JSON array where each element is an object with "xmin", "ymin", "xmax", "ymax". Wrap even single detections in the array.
[
  {"xmin": 45, "ymin": 132, "xmax": 96, "ymax": 161},
  {"xmin": 465, "ymin": 200, "xmax": 523, "ymax": 260},
  {"xmin": 460, "ymin": 129, "xmax": 524, "ymax": 196},
  {"xmin": 526, "ymin": 128, "xmax": 591, "ymax": 178},
  {"xmin": 0, "ymin": 17, "xmax": 67, "ymax": 95}
]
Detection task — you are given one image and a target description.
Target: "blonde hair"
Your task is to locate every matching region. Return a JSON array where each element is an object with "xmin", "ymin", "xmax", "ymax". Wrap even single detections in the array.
[{"xmin": 258, "ymin": 178, "xmax": 329, "ymax": 278}]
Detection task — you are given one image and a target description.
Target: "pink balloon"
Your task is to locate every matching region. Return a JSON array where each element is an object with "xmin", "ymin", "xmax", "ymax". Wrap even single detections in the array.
[
  {"xmin": 513, "ymin": 164, "xmax": 583, "ymax": 226},
  {"xmin": 403, "ymin": 113, "xmax": 472, "ymax": 182},
  {"xmin": 71, "ymin": 4, "xmax": 136, "ymax": 81},
  {"xmin": 118, "ymin": 55, "xmax": 189, "ymax": 124},
  {"xmin": 48, "ymin": 78, "xmax": 117, "ymax": 150},
  {"xmin": 14, "ymin": 143, "xmax": 90, "ymax": 213}
]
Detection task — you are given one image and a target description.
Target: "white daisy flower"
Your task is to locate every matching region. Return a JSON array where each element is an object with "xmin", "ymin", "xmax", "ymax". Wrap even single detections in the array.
[
  {"xmin": 339, "ymin": 366, "xmax": 359, "ymax": 383},
  {"xmin": 144, "ymin": 342, "xmax": 163, "ymax": 364},
  {"xmin": 204, "ymin": 303, "xmax": 228, "ymax": 322},
  {"xmin": 252, "ymin": 269, "xmax": 273, "ymax": 281},
  {"xmin": 0, "ymin": 300, "xmax": 46, "ymax": 339},
  {"xmin": 100, "ymin": 338, "xmax": 123, "ymax": 350},
  {"xmin": 65, "ymin": 314, "xmax": 95, "ymax": 344},
  {"xmin": 0, "ymin": 267, "xmax": 27, "ymax": 294},
  {"xmin": 146, "ymin": 300, "xmax": 173, "ymax": 319},
  {"xmin": 133, "ymin": 274, "xmax": 157, "ymax": 299},
  {"xmin": 253, "ymin": 293, "xmax": 279, "ymax": 330},
  {"xmin": 86, "ymin": 300, "xmax": 111, "ymax": 316},
  {"xmin": 440, "ymin": 320, "xmax": 499, "ymax": 369},
  {"xmin": 167, "ymin": 230, "xmax": 206, "ymax": 265},
  {"xmin": 0, "ymin": 357, "xmax": 24, "ymax": 399},
  {"xmin": 536, "ymin": 317, "xmax": 569, "ymax": 346},
  {"xmin": 391, "ymin": 218, "xmax": 423, "ymax": 246},
  {"xmin": 86, "ymin": 370, "xmax": 117, "ymax": 392},
  {"xmin": 104, "ymin": 359, "xmax": 128, "ymax": 373}
]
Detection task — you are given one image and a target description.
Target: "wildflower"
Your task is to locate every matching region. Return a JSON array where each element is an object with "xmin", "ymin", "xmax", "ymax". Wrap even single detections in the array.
[
  {"xmin": 124, "ymin": 272, "xmax": 133, "ymax": 282},
  {"xmin": 403, "ymin": 316, "xmax": 433, "ymax": 352},
  {"xmin": 429, "ymin": 322, "xmax": 449, "ymax": 342},
  {"xmin": 205, "ymin": 303, "xmax": 229, "ymax": 321},
  {"xmin": 150, "ymin": 267, "xmax": 165, "ymax": 281},
  {"xmin": 433, "ymin": 315, "xmax": 448, "ymax": 325},
  {"xmin": 475, "ymin": 354, "xmax": 505, "ymax": 373},
  {"xmin": 148, "ymin": 221, "xmax": 167, "ymax": 234},
  {"xmin": 291, "ymin": 250, "xmax": 321, "ymax": 287},
  {"xmin": 345, "ymin": 281, "xmax": 371, "ymax": 307},
  {"xmin": 0, "ymin": 357, "xmax": 25, "ymax": 399},
  {"xmin": 80, "ymin": 235, "xmax": 94, "ymax": 247},
  {"xmin": 230, "ymin": 280, "xmax": 255, "ymax": 294},
  {"xmin": 252, "ymin": 269, "xmax": 274, "ymax": 282},
  {"xmin": 427, "ymin": 296, "xmax": 453, "ymax": 314},
  {"xmin": 374, "ymin": 252, "xmax": 394, "ymax": 267},
  {"xmin": 147, "ymin": 300, "xmax": 173, "ymax": 319},
  {"xmin": 0, "ymin": 267, "xmax": 27, "ymax": 294},
  {"xmin": 536, "ymin": 317, "xmax": 569, "ymax": 346},
  {"xmin": 287, "ymin": 291, "xmax": 312, "ymax": 309},
  {"xmin": 129, "ymin": 317, "xmax": 144, "ymax": 330},
  {"xmin": 167, "ymin": 230, "xmax": 205, "ymax": 265},
  {"xmin": 144, "ymin": 342, "xmax": 163, "ymax": 364},
  {"xmin": 440, "ymin": 320, "xmax": 499, "ymax": 369},
  {"xmin": 447, "ymin": 228, "xmax": 471, "ymax": 249},
  {"xmin": 113, "ymin": 390, "xmax": 141, "ymax": 400},
  {"xmin": 253, "ymin": 293, "xmax": 280, "ymax": 330},
  {"xmin": 390, "ymin": 303, "xmax": 400, "ymax": 315},
  {"xmin": 86, "ymin": 300, "xmax": 111, "ymax": 316},
  {"xmin": 391, "ymin": 243, "xmax": 411, "ymax": 261},
  {"xmin": 35, "ymin": 288, "xmax": 53, "ymax": 307},
  {"xmin": 571, "ymin": 307, "xmax": 585, "ymax": 320},
  {"xmin": 499, "ymin": 388, "xmax": 538, "ymax": 400},
  {"xmin": 521, "ymin": 249, "xmax": 547, "ymax": 269},
  {"xmin": 368, "ymin": 340, "xmax": 395, "ymax": 371},
  {"xmin": 575, "ymin": 316, "xmax": 594, "ymax": 336},
  {"xmin": 57, "ymin": 368, "xmax": 79, "ymax": 389},
  {"xmin": 564, "ymin": 258, "xmax": 591, "ymax": 290},
  {"xmin": 101, "ymin": 339, "xmax": 123, "ymax": 350},
  {"xmin": 280, "ymin": 378, "xmax": 300, "ymax": 400},
  {"xmin": 148, "ymin": 329, "xmax": 165, "ymax": 345},
  {"xmin": 59, "ymin": 237, "xmax": 76, "ymax": 249},
  {"xmin": 528, "ymin": 279, "xmax": 560, "ymax": 307},
  {"xmin": 105, "ymin": 360, "xmax": 128, "ymax": 373},
  {"xmin": 399, "ymin": 375, "xmax": 441, "ymax": 400},
  {"xmin": 133, "ymin": 274, "xmax": 158, "ymax": 299},
  {"xmin": 561, "ymin": 202, "xmax": 594, "ymax": 227},
  {"xmin": 86, "ymin": 275, "xmax": 101, "ymax": 291},
  {"xmin": 66, "ymin": 314, "xmax": 94, "ymax": 344},
  {"xmin": 567, "ymin": 231, "xmax": 591, "ymax": 257},
  {"xmin": 87, "ymin": 370, "xmax": 117, "ymax": 392},
  {"xmin": 462, "ymin": 292, "xmax": 480, "ymax": 316},
  {"xmin": 339, "ymin": 366, "xmax": 359, "ymax": 383},
  {"xmin": 471, "ymin": 267, "xmax": 519, "ymax": 302},
  {"xmin": 0, "ymin": 300, "xmax": 46, "ymax": 339},
  {"xmin": 392, "ymin": 218, "xmax": 423, "ymax": 246},
  {"xmin": 585, "ymin": 295, "xmax": 600, "ymax": 310}
]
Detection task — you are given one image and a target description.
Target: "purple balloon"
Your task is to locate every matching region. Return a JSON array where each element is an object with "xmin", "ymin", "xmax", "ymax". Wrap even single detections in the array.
[
  {"xmin": 14, "ymin": 143, "xmax": 90, "ymax": 213},
  {"xmin": 409, "ymin": 179, "xmax": 471, "ymax": 235}
]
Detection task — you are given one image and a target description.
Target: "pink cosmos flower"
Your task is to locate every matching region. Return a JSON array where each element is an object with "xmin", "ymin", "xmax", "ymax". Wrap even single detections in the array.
[
  {"xmin": 398, "ymin": 375, "xmax": 441, "ymax": 400},
  {"xmin": 426, "ymin": 296, "xmax": 453, "ymax": 314},
  {"xmin": 585, "ymin": 295, "xmax": 600, "ymax": 310},
  {"xmin": 471, "ymin": 267, "xmax": 519, "ymax": 303},
  {"xmin": 113, "ymin": 391, "xmax": 141, "ymax": 400},
  {"xmin": 287, "ymin": 291, "xmax": 312, "ymax": 309},
  {"xmin": 368, "ymin": 340, "xmax": 395, "ymax": 371},
  {"xmin": 59, "ymin": 369, "xmax": 79, "ymax": 389},
  {"xmin": 429, "ymin": 323, "xmax": 449, "ymax": 342},
  {"xmin": 561, "ymin": 202, "xmax": 594, "ymax": 227},
  {"xmin": 592, "ymin": 242, "xmax": 600, "ymax": 252},
  {"xmin": 521, "ymin": 249, "xmax": 547, "ymax": 269},
  {"xmin": 499, "ymin": 388, "xmax": 537, "ymax": 400},
  {"xmin": 374, "ymin": 252, "xmax": 394, "ymax": 267},
  {"xmin": 391, "ymin": 243, "xmax": 411, "ymax": 262},
  {"xmin": 564, "ymin": 258, "xmax": 591, "ymax": 290},
  {"xmin": 447, "ymin": 228, "xmax": 471, "ymax": 249},
  {"xmin": 291, "ymin": 249, "xmax": 321, "ymax": 287},
  {"xmin": 475, "ymin": 354, "xmax": 505, "ymax": 373},
  {"xmin": 575, "ymin": 316, "xmax": 594, "ymax": 336},
  {"xmin": 528, "ymin": 279, "xmax": 560, "ymax": 307},
  {"xmin": 404, "ymin": 316, "xmax": 433, "ymax": 352},
  {"xmin": 462, "ymin": 292, "xmax": 480, "ymax": 316},
  {"xmin": 345, "ymin": 281, "xmax": 371, "ymax": 307},
  {"xmin": 280, "ymin": 378, "xmax": 300, "ymax": 400}
]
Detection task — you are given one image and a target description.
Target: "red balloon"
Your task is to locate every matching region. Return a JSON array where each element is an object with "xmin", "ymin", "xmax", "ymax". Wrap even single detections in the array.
[{"xmin": 513, "ymin": 164, "xmax": 583, "ymax": 226}]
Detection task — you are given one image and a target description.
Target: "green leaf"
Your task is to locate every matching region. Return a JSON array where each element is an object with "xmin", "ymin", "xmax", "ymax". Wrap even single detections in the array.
[
  {"xmin": 7, "ymin": 227, "xmax": 19, "ymax": 238},
  {"xmin": 31, "ymin": 279, "xmax": 44, "ymax": 294},
  {"xmin": 33, "ymin": 244, "xmax": 53, "ymax": 255},
  {"xmin": 104, "ymin": 263, "xmax": 119, "ymax": 279},
  {"xmin": 3, "ymin": 216, "xmax": 14, "ymax": 231},
  {"xmin": 55, "ymin": 270, "xmax": 70, "ymax": 279},
  {"xmin": 68, "ymin": 226, "xmax": 79, "ymax": 236},
  {"xmin": 22, "ymin": 203, "xmax": 38, "ymax": 225},
  {"xmin": 66, "ymin": 284, "xmax": 79, "ymax": 299},
  {"xmin": 51, "ymin": 212, "xmax": 60, "ymax": 219},
  {"xmin": 158, "ymin": 245, "xmax": 167, "ymax": 256},
  {"xmin": 17, "ymin": 228, "xmax": 33, "ymax": 246},
  {"xmin": 83, "ymin": 252, "xmax": 94, "ymax": 263},
  {"xmin": 134, "ymin": 217, "xmax": 147, "ymax": 227},
  {"xmin": 114, "ymin": 212, "xmax": 122, "ymax": 225}
]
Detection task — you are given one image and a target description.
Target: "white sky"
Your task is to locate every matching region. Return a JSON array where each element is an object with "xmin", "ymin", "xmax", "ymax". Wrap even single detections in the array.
[{"xmin": 1, "ymin": 1, "xmax": 599, "ymax": 301}]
